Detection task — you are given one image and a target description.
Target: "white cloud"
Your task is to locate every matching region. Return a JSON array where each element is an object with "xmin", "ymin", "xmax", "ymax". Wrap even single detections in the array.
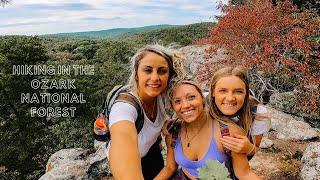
[{"xmin": 0, "ymin": 0, "xmax": 227, "ymax": 35}]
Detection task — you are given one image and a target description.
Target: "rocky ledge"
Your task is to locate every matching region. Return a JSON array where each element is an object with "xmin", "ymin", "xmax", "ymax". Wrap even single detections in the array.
[{"xmin": 40, "ymin": 106, "xmax": 319, "ymax": 180}]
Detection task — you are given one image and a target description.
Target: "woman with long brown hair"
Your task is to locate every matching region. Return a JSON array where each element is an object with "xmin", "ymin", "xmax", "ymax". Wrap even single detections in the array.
[
  {"xmin": 208, "ymin": 66, "xmax": 270, "ymax": 159},
  {"xmin": 155, "ymin": 77, "xmax": 263, "ymax": 179}
]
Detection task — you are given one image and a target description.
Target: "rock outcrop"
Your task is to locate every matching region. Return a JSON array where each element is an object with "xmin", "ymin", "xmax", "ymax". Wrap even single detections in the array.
[
  {"xmin": 269, "ymin": 91, "xmax": 300, "ymax": 114},
  {"xmin": 40, "ymin": 106, "xmax": 319, "ymax": 179},
  {"xmin": 40, "ymin": 141, "xmax": 110, "ymax": 180},
  {"xmin": 267, "ymin": 106, "xmax": 319, "ymax": 140},
  {"xmin": 269, "ymin": 91, "xmax": 320, "ymax": 128},
  {"xmin": 301, "ymin": 142, "xmax": 320, "ymax": 180},
  {"xmin": 179, "ymin": 45, "xmax": 227, "ymax": 89}
]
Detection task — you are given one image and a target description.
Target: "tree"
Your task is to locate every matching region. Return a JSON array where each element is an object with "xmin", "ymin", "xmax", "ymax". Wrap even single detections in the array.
[
  {"xmin": 230, "ymin": 0, "xmax": 320, "ymax": 14},
  {"xmin": 196, "ymin": 0, "xmax": 320, "ymax": 115},
  {"xmin": 0, "ymin": 36, "xmax": 51, "ymax": 179},
  {"xmin": 274, "ymin": 0, "xmax": 320, "ymax": 14},
  {"xmin": 1, "ymin": 0, "xmax": 10, "ymax": 7}
]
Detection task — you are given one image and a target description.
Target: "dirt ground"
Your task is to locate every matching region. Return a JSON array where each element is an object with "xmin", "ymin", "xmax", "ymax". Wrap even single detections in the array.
[{"xmin": 250, "ymin": 131, "xmax": 319, "ymax": 180}]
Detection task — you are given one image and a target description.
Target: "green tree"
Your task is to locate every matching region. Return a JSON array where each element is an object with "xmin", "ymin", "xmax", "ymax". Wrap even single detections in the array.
[
  {"xmin": 0, "ymin": 36, "xmax": 51, "ymax": 179},
  {"xmin": 118, "ymin": 22, "xmax": 214, "ymax": 46}
]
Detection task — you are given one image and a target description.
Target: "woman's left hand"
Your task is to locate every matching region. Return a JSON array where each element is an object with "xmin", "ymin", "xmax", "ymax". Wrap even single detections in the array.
[
  {"xmin": 220, "ymin": 134, "xmax": 253, "ymax": 154},
  {"xmin": 161, "ymin": 120, "xmax": 171, "ymax": 136}
]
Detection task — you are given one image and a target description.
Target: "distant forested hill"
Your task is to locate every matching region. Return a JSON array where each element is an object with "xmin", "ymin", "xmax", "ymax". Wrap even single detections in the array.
[
  {"xmin": 41, "ymin": 22, "xmax": 215, "ymax": 45},
  {"xmin": 115, "ymin": 22, "xmax": 215, "ymax": 46},
  {"xmin": 42, "ymin": 24, "xmax": 178, "ymax": 39}
]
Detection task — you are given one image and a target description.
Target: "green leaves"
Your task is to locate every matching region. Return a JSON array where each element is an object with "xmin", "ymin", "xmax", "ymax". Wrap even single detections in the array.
[{"xmin": 197, "ymin": 160, "xmax": 231, "ymax": 180}]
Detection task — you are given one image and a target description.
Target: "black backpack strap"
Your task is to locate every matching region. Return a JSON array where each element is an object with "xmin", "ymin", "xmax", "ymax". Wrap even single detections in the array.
[
  {"xmin": 98, "ymin": 85, "xmax": 123, "ymax": 117},
  {"xmin": 115, "ymin": 93, "xmax": 144, "ymax": 134}
]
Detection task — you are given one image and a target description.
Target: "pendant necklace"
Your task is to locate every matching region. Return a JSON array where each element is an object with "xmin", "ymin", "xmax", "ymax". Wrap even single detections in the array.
[{"xmin": 185, "ymin": 117, "xmax": 207, "ymax": 147}]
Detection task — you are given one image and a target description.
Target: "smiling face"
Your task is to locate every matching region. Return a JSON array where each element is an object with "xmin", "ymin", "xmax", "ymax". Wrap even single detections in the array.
[
  {"xmin": 136, "ymin": 52, "xmax": 169, "ymax": 100},
  {"xmin": 172, "ymin": 84, "xmax": 204, "ymax": 123},
  {"xmin": 212, "ymin": 75, "xmax": 246, "ymax": 116}
]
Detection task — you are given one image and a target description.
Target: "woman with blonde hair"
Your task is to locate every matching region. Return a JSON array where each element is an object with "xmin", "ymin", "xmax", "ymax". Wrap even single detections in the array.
[
  {"xmin": 155, "ymin": 79, "xmax": 263, "ymax": 180},
  {"xmin": 208, "ymin": 66, "xmax": 270, "ymax": 160},
  {"xmin": 108, "ymin": 44, "xmax": 185, "ymax": 180}
]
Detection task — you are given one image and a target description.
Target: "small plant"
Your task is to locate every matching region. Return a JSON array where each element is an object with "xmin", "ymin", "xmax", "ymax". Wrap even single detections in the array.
[{"xmin": 197, "ymin": 160, "xmax": 231, "ymax": 180}]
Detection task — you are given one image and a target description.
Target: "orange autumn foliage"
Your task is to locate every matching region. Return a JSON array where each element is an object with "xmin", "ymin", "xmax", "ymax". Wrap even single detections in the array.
[{"xmin": 196, "ymin": 0, "xmax": 319, "ymax": 114}]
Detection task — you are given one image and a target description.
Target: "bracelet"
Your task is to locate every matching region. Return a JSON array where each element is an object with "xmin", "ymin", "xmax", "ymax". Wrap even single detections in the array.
[{"xmin": 247, "ymin": 144, "xmax": 256, "ymax": 156}]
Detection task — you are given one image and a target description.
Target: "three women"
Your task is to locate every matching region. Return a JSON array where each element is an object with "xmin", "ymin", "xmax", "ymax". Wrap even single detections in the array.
[{"xmin": 107, "ymin": 43, "xmax": 270, "ymax": 179}]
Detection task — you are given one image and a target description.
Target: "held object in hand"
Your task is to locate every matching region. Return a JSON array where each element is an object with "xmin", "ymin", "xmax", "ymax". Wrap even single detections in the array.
[
  {"xmin": 220, "ymin": 123, "xmax": 230, "ymax": 137},
  {"xmin": 219, "ymin": 122, "xmax": 231, "ymax": 154}
]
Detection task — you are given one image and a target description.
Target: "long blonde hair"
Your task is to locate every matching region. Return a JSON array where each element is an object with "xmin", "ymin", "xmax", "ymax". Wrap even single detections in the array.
[
  {"xmin": 208, "ymin": 66, "xmax": 252, "ymax": 137},
  {"xmin": 128, "ymin": 44, "xmax": 185, "ymax": 96}
]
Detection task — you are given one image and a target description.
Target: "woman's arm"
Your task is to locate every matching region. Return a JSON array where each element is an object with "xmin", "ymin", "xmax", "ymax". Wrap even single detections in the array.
[
  {"xmin": 231, "ymin": 152, "xmax": 262, "ymax": 180},
  {"xmin": 154, "ymin": 135, "xmax": 177, "ymax": 180},
  {"xmin": 228, "ymin": 125, "xmax": 262, "ymax": 180},
  {"xmin": 109, "ymin": 121, "xmax": 144, "ymax": 180}
]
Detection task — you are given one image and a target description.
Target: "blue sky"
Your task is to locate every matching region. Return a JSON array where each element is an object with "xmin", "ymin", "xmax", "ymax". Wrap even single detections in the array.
[{"xmin": 0, "ymin": 0, "xmax": 227, "ymax": 35}]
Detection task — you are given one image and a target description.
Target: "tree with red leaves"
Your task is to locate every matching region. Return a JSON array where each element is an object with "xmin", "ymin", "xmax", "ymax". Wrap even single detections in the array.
[{"xmin": 196, "ymin": 0, "xmax": 319, "ymax": 115}]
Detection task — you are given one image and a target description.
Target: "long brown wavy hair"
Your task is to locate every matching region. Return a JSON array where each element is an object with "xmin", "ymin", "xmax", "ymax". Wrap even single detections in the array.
[{"xmin": 208, "ymin": 66, "xmax": 252, "ymax": 137}]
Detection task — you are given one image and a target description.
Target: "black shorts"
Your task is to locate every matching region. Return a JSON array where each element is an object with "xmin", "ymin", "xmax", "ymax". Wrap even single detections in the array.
[{"xmin": 141, "ymin": 138, "xmax": 164, "ymax": 180}]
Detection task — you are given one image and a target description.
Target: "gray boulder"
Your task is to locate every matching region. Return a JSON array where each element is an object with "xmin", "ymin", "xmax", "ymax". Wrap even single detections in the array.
[
  {"xmin": 40, "ymin": 141, "xmax": 111, "ymax": 180},
  {"xmin": 301, "ymin": 142, "xmax": 320, "ymax": 180},
  {"xmin": 179, "ymin": 45, "xmax": 227, "ymax": 90},
  {"xmin": 259, "ymin": 136, "xmax": 274, "ymax": 149},
  {"xmin": 179, "ymin": 45, "xmax": 207, "ymax": 76},
  {"xmin": 267, "ymin": 107, "xmax": 319, "ymax": 140},
  {"xmin": 269, "ymin": 91, "xmax": 300, "ymax": 114},
  {"xmin": 269, "ymin": 91, "xmax": 320, "ymax": 126}
]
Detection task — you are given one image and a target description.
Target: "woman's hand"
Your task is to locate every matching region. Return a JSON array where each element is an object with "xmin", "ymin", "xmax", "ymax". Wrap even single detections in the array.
[
  {"xmin": 154, "ymin": 135, "xmax": 178, "ymax": 180},
  {"xmin": 220, "ymin": 134, "xmax": 254, "ymax": 154},
  {"xmin": 165, "ymin": 134, "xmax": 175, "ymax": 147},
  {"xmin": 161, "ymin": 120, "xmax": 171, "ymax": 136}
]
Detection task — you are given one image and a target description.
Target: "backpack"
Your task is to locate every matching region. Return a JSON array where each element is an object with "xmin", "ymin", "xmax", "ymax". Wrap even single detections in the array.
[{"xmin": 93, "ymin": 85, "xmax": 144, "ymax": 142}]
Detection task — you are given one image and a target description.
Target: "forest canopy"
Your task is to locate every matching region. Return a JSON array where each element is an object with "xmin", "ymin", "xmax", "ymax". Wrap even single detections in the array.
[{"xmin": 0, "ymin": 22, "xmax": 213, "ymax": 179}]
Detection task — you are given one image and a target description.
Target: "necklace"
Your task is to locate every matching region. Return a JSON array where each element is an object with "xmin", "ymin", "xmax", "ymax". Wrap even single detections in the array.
[
  {"xmin": 142, "ymin": 99, "xmax": 157, "ymax": 121},
  {"xmin": 184, "ymin": 116, "xmax": 207, "ymax": 148}
]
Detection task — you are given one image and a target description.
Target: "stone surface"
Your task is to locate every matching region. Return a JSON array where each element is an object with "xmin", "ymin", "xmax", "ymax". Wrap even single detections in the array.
[
  {"xmin": 40, "ymin": 142, "xmax": 111, "ymax": 180},
  {"xmin": 301, "ymin": 142, "xmax": 320, "ymax": 180},
  {"xmin": 260, "ymin": 136, "xmax": 274, "ymax": 149},
  {"xmin": 268, "ymin": 91, "xmax": 320, "ymax": 128},
  {"xmin": 267, "ymin": 107, "xmax": 319, "ymax": 140},
  {"xmin": 249, "ymin": 151, "xmax": 281, "ymax": 177},
  {"xmin": 269, "ymin": 91, "xmax": 300, "ymax": 114},
  {"xmin": 179, "ymin": 45, "xmax": 227, "ymax": 90},
  {"xmin": 179, "ymin": 45, "xmax": 207, "ymax": 76}
]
